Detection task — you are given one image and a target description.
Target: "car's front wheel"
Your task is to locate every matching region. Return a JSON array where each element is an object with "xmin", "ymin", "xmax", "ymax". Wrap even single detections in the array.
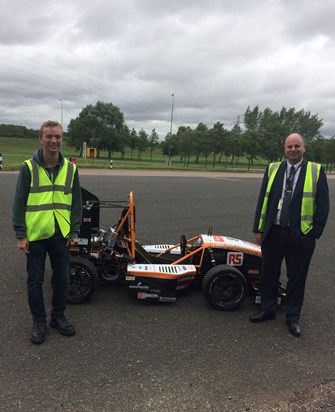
[{"xmin": 202, "ymin": 265, "xmax": 248, "ymax": 310}]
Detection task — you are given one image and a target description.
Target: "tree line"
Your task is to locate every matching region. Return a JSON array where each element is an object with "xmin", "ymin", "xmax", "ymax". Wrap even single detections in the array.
[
  {"xmin": 67, "ymin": 101, "xmax": 335, "ymax": 171},
  {"xmin": 2, "ymin": 101, "xmax": 335, "ymax": 171},
  {"xmin": 0, "ymin": 124, "xmax": 37, "ymax": 139},
  {"xmin": 162, "ymin": 106, "xmax": 335, "ymax": 171}
]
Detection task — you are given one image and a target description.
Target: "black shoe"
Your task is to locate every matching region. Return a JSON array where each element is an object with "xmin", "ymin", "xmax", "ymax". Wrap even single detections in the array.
[
  {"xmin": 287, "ymin": 320, "xmax": 301, "ymax": 337},
  {"xmin": 249, "ymin": 310, "xmax": 276, "ymax": 323},
  {"xmin": 50, "ymin": 315, "xmax": 75, "ymax": 336},
  {"xmin": 31, "ymin": 318, "xmax": 47, "ymax": 344}
]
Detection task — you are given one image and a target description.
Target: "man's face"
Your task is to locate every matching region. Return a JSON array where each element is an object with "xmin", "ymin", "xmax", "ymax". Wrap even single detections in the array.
[
  {"xmin": 284, "ymin": 134, "xmax": 305, "ymax": 164},
  {"xmin": 39, "ymin": 126, "xmax": 63, "ymax": 154}
]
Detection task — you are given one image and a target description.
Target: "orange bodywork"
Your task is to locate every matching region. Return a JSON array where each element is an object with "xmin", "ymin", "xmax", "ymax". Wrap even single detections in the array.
[{"xmin": 115, "ymin": 191, "xmax": 136, "ymax": 259}]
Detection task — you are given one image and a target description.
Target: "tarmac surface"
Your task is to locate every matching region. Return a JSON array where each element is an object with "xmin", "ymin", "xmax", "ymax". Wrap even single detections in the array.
[{"xmin": 1, "ymin": 169, "xmax": 334, "ymax": 411}]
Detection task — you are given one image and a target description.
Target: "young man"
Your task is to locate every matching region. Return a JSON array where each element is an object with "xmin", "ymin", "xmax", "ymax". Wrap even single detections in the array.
[
  {"xmin": 250, "ymin": 133, "xmax": 329, "ymax": 337},
  {"xmin": 13, "ymin": 120, "xmax": 82, "ymax": 344}
]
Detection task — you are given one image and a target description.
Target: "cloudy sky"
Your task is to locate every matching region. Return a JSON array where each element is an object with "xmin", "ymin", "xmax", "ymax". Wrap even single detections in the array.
[{"xmin": 1, "ymin": 0, "xmax": 334, "ymax": 138}]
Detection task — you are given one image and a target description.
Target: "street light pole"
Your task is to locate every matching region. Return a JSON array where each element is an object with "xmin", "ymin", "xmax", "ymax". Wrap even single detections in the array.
[
  {"xmin": 168, "ymin": 93, "xmax": 174, "ymax": 166},
  {"xmin": 60, "ymin": 99, "xmax": 63, "ymax": 126},
  {"xmin": 170, "ymin": 93, "xmax": 174, "ymax": 135}
]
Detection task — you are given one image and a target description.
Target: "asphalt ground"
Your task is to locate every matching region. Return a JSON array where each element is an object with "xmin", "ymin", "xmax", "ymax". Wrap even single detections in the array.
[{"xmin": 1, "ymin": 170, "xmax": 334, "ymax": 412}]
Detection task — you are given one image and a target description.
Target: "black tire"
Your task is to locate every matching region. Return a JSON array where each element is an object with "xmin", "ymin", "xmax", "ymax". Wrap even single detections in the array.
[
  {"xmin": 68, "ymin": 256, "xmax": 99, "ymax": 304},
  {"xmin": 202, "ymin": 265, "xmax": 248, "ymax": 310}
]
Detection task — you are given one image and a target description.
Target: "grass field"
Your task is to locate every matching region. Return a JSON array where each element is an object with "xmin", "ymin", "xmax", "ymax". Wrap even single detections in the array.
[{"xmin": 0, "ymin": 136, "xmax": 267, "ymax": 172}]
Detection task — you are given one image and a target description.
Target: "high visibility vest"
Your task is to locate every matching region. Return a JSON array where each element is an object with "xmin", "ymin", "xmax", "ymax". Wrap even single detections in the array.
[
  {"xmin": 258, "ymin": 161, "xmax": 320, "ymax": 234},
  {"xmin": 25, "ymin": 158, "xmax": 76, "ymax": 241}
]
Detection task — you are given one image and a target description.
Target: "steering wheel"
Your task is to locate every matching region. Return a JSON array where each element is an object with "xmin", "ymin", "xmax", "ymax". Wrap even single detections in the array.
[{"xmin": 180, "ymin": 235, "xmax": 187, "ymax": 256}]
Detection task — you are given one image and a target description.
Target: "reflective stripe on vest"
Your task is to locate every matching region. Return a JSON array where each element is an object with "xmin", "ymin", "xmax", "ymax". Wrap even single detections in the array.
[
  {"xmin": 257, "ymin": 162, "xmax": 281, "ymax": 232},
  {"xmin": 257, "ymin": 161, "xmax": 320, "ymax": 234},
  {"xmin": 25, "ymin": 159, "xmax": 76, "ymax": 241},
  {"xmin": 301, "ymin": 162, "xmax": 320, "ymax": 234}
]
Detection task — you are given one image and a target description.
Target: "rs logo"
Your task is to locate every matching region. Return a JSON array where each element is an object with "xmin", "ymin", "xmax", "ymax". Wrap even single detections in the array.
[{"xmin": 227, "ymin": 252, "xmax": 243, "ymax": 266}]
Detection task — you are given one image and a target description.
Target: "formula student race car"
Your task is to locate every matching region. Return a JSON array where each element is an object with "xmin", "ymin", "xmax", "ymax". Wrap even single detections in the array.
[{"xmin": 68, "ymin": 188, "xmax": 286, "ymax": 310}]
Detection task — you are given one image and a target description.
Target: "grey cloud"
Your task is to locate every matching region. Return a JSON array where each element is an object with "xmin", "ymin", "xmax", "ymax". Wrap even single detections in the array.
[
  {"xmin": 282, "ymin": 0, "xmax": 335, "ymax": 40},
  {"xmin": 0, "ymin": 0, "xmax": 334, "ymax": 137}
]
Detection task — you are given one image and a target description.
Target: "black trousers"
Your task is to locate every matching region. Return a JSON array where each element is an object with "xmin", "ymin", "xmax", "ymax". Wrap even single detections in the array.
[
  {"xmin": 260, "ymin": 225, "xmax": 316, "ymax": 321},
  {"xmin": 26, "ymin": 237, "xmax": 70, "ymax": 319}
]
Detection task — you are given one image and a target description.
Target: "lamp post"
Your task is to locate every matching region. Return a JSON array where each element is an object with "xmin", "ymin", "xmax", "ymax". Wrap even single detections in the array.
[
  {"xmin": 60, "ymin": 99, "xmax": 63, "ymax": 126},
  {"xmin": 170, "ymin": 93, "xmax": 174, "ymax": 135},
  {"xmin": 231, "ymin": 114, "xmax": 243, "ymax": 170},
  {"xmin": 168, "ymin": 93, "xmax": 174, "ymax": 166}
]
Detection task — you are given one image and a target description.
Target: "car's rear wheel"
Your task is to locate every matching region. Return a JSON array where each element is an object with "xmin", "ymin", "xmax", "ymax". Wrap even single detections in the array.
[
  {"xmin": 67, "ymin": 256, "xmax": 98, "ymax": 304},
  {"xmin": 202, "ymin": 265, "xmax": 248, "ymax": 310}
]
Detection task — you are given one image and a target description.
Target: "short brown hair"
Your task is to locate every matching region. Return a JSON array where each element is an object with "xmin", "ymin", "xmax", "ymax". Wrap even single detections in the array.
[{"xmin": 39, "ymin": 120, "xmax": 63, "ymax": 137}]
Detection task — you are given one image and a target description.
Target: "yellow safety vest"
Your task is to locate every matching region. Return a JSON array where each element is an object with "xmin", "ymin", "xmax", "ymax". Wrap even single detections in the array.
[
  {"xmin": 25, "ymin": 158, "xmax": 76, "ymax": 241},
  {"xmin": 258, "ymin": 161, "xmax": 320, "ymax": 234}
]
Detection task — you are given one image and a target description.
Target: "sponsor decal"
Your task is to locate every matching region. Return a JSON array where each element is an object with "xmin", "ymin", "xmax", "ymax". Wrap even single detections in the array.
[
  {"xmin": 201, "ymin": 234, "xmax": 261, "ymax": 256},
  {"xmin": 177, "ymin": 276, "xmax": 195, "ymax": 283},
  {"xmin": 159, "ymin": 296, "xmax": 177, "ymax": 302},
  {"xmin": 176, "ymin": 275, "xmax": 195, "ymax": 290},
  {"xmin": 146, "ymin": 293, "xmax": 159, "ymax": 299},
  {"xmin": 137, "ymin": 292, "xmax": 159, "ymax": 300},
  {"xmin": 137, "ymin": 292, "xmax": 146, "ymax": 300},
  {"xmin": 227, "ymin": 252, "xmax": 243, "ymax": 266},
  {"xmin": 125, "ymin": 276, "xmax": 136, "ymax": 281},
  {"xmin": 129, "ymin": 285, "xmax": 149, "ymax": 290}
]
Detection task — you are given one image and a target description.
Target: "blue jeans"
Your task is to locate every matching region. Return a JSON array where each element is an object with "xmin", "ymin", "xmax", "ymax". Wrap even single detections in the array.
[{"xmin": 26, "ymin": 237, "xmax": 70, "ymax": 319}]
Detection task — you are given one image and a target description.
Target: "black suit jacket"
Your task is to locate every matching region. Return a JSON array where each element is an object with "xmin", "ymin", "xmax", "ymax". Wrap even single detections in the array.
[{"xmin": 253, "ymin": 159, "xmax": 329, "ymax": 241}]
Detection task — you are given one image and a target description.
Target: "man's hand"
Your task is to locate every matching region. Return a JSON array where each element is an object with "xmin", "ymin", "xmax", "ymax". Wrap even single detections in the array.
[
  {"xmin": 255, "ymin": 232, "xmax": 263, "ymax": 245},
  {"xmin": 66, "ymin": 238, "xmax": 80, "ymax": 247},
  {"xmin": 17, "ymin": 238, "xmax": 29, "ymax": 254}
]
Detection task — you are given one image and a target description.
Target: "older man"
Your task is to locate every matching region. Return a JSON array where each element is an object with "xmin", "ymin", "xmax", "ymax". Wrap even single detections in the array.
[{"xmin": 250, "ymin": 133, "xmax": 329, "ymax": 337}]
